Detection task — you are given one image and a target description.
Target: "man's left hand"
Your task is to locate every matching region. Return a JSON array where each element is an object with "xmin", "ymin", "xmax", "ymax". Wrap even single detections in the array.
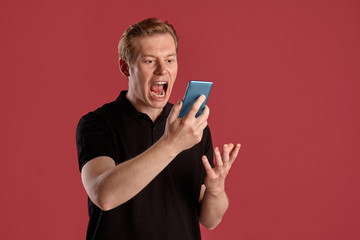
[{"xmin": 201, "ymin": 143, "xmax": 241, "ymax": 197}]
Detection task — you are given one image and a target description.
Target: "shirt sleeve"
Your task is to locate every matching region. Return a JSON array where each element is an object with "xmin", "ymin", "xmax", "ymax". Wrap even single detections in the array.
[
  {"xmin": 201, "ymin": 126, "xmax": 214, "ymax": 183},
  {"xmin": 75, "ymin": 112, "xmax": 116, "ymax": 172}
]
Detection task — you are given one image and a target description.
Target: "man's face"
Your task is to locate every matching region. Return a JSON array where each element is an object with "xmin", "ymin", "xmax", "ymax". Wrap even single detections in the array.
[{"xmin": 125, "ymin": 33, "xmax": 178, "ymax": 114}]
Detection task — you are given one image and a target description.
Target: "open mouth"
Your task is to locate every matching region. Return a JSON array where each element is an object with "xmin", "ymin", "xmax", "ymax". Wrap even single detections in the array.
[{"xmin": 150, "ymin": 81, "xmax": 168, "ymax": 98}]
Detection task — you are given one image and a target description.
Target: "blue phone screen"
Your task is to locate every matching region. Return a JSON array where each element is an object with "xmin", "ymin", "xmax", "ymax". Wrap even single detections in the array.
[{"xmin": 178, "ymin": 81, "xmax": 213, "ymax": 118}]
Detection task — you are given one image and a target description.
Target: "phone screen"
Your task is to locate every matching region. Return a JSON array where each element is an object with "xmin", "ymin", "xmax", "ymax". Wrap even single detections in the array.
[{"xmin": 178, "ymin": 81, "xmax": 213, "ymax": 118}]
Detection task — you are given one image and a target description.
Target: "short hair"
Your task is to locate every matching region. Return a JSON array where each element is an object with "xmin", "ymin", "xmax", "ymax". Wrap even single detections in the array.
[{"xmin": 118, "ymin": 18, "xmax": 179, "ymax": 64}]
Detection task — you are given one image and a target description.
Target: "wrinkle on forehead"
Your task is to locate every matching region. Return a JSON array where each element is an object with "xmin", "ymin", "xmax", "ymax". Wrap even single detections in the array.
[{"xmin": 131, "ymin": 33, "xmax": 177, "ymax": 63}]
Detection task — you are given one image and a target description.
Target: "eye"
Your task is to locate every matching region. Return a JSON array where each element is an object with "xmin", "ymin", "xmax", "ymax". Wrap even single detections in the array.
[{"xmin": 143, "ymin": 58, "xmax": 155, "ymax": 64}]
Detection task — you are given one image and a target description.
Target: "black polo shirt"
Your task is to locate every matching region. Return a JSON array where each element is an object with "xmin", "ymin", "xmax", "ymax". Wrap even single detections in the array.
[{"xmin": 76, "ymin": 91, "xmax": 214, "ymax": 240}]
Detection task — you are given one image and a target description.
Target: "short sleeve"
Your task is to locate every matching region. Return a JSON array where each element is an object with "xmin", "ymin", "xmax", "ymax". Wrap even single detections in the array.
[
  {"xmin": 201, "ymin": 126, "xmax": 214, "ymax": 183},
  {"xmin": 76, "ymin": 112, "xmax": 116, "ymax": 172}
]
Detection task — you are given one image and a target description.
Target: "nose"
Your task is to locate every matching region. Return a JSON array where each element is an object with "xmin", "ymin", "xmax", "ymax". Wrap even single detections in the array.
[{"xmin": 155, "ymin": 60, "xmax": 167, "ymax": 75}]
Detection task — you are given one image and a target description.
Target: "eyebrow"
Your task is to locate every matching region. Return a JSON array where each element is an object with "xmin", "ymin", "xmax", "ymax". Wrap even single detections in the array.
[{"xmin": 142, "ymin": 53, "xmax": 177, "ymax": 58}]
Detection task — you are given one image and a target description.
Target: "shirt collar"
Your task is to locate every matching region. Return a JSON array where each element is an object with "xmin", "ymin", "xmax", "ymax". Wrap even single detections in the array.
[{"xmin": 115, "ymin": 90, "xmax": 173, "ymax": 122}]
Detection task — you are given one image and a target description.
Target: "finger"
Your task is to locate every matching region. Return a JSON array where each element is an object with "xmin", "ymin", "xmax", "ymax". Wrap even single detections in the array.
[
  {"xmin": 168, "ymin": 99, "xmax": 182, "ymax": 123},
  {"xmin": 224, "ymin": 143, "xmax": 235, "ymax": 165},
  {"xmin": 197, "ymin": 105, "xmax": 210, "ymax": 120},
  {"xmin": 195, "ymin": 105, "xmax": 210, "ymax": 128},
  {"xmin": 201, "ymin": 155, "xmax": 216, "ymax": 178},
  {"xmin": 229, "ymin": 143, "xmax": 241, "ymax": 164},
  {"xmin": 222, "ymin": 144, "xmax": 230, "ymax": 164},
  {"xmin": 228, "ymin": 143, "xmax": 235, "ymax": 152},
  {"xmin": 197, "ymin": 120, "xmax": 208, "ymax": 133},
  {"xmin": 184, "ymin": 95, "xmax": 206, "ymax": 119},
  {"xmin": 214, "ymin": 147, "xmax": 224, "ymax": 167}
]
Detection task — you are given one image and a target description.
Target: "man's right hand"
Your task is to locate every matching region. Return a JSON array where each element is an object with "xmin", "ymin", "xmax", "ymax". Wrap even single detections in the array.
[{"xmin": 162, "ymin": 95, "xmax": 210, "ymax": 156}]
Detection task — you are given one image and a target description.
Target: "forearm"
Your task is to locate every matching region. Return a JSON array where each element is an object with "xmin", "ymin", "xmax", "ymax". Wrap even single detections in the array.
[
  {"xmin": 83, "ymin": 99, "xmax": 210, "ymax": 211},
  {"xmin": 85, "ymin": 137, "xmax": 179, "ymax": 211},
  {"xmin": 199, "ymin": 188, "xmax": 229, "ymax": 230}
]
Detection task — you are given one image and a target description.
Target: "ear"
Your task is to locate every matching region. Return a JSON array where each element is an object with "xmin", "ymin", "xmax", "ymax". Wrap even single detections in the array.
[{"xmin": 119, "ymin": 58, "xmax": 130, "ymax": 78}]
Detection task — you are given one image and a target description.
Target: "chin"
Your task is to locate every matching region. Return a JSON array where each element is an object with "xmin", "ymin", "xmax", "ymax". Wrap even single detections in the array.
[{"xmin": 151, "ymin": 99, "xmax": 168, "ymax": 109}]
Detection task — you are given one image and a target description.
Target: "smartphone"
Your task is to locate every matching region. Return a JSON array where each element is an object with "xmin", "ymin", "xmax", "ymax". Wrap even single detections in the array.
[{"xmin": 178, "ymin": 81, "xmax": 213, "ymax": 118}]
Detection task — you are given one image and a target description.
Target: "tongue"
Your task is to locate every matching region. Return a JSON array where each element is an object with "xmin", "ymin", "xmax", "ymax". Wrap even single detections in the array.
[{"xmin": 150, "ymin": 84, "xmax": 164, "ymax": 93}]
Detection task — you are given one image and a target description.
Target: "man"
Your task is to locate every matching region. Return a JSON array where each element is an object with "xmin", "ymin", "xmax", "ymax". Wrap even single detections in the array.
[{"xmin": 76, "ymin": 18, "xmax": 240, "ymax": 240}]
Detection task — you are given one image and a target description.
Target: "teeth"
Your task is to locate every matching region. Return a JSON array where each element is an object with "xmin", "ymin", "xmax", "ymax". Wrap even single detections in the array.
[
  {"xmin": 151, "ymin": 89, "xmax": 165, "ymax": 97},
  {"xmin": 154, "ymin": 81, "xmax": 167, "ymax": 85}
]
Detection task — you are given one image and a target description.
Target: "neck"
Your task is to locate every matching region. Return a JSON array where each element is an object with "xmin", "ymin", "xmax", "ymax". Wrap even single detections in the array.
[{"xmin": 126, "ymin": 92, "xmax": 163, "ymax": 122}]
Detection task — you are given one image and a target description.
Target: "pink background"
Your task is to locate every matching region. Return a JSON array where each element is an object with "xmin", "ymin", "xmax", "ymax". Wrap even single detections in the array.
[{"xmin": 1, "ymin": 0, "xmax": 359, "ymax": 239}]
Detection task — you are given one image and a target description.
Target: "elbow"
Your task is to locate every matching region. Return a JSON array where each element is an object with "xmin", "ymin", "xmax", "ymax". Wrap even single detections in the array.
[
  {"xmin": 199, "ymin": 217, "xmax": 222, "ymax": 230},
  {"xmin": 207, "ymin": 226, "xmax": 217, "ymax": 231},
  {"xmin": 202, "ymin": 221, "xmax": 221, "ymax": 230},
  {"xmin": 89, "ymin": 182, "xmax": 131, "ymax": 211},
  {"xmin": 96, "ymin": 199, "xmax": 114, "ymax": 212},
  {"xmin": 91, "ymin": 189, "xmax": 118, "ymax": 211}
]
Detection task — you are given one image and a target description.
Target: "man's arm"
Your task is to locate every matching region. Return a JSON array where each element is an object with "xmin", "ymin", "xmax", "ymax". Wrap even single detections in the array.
[
  {"xmin": 199, "ymin": 143, "xmax": 241, "ymax": 230},
  {"xmin": 81, "ymin": 96, "xmax": 209, "ymax": 211}
]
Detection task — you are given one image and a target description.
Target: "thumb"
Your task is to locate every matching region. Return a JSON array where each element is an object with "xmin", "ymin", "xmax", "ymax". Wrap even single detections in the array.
[{"xmin": 168, "ymin": 99, "xmax": 182, "ymax": 123}]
